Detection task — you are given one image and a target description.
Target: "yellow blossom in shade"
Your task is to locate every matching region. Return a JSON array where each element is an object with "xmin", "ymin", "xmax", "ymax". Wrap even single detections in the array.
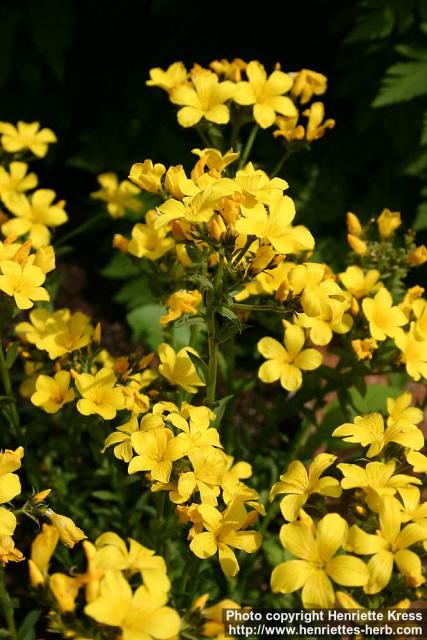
[
  {"xmin": 50, "ymin": 573, "xmax": 81, "ymax": 613},
  {"xmin": 190, "ymin": 499, "xmax": 262, "ymax": 577},
  {"xmin": 234, "ymin": 61, "xmax": 297, "ymax": 129},
  {"xmin": 399, "ymin": 286, "xmax": 425, "ymax": 318},
  {"xmin": 31, "ymin": 371, "xmax": 75, "ymax": 414},
  {"xmin": 170, "ymin": 448, "xmax": 227, "ymax": 505},
  {"xmin": 270, "ymin": 454, "xmax": 342, "ymax": 521},
  {"xmin": 387, "ymin": 392, "xmax": 423, "ymax": 427},
  {"xmin": 273, "ymin": 114, "xmax": 305, "ymax": 142},
  {"xmin": 128, "ymin": 427, "xmax": 187, "ymax": 483},
  {"xmin": 352, "ymin": 338, "xmax": 378, "ymax": 361},
  {"xmin": 339, "ymin": 266, "xmax": 382, "ymax": 299},
  {"xmin": 347, "ymin": 233, "xmax": 368, "ymax": 255},
  {"xmin": 271, "ymin": 513, "xmax": 369, "ymax": 608},
  {"xmin": 158, "ymin": 343, "xmax": 205, "ymax": 393},
  {"xmin": 191, "ymin": 147, "xmax": 239, "ymax": 173},
  {"xmin": 202, "ymin": 598, "xmax": 241, "ymax": 638},
  {"xmin": 337, "ymin": 460, "xmax": 421, "ymax": 511},
  {"xmin": 412, "ymin": 298, "xmax": 427, "ymax": 338},
  {"xmin": 84, "ymin": 570, "xmax": 181, "ymax": 640},
  {"xmin": 2, "ymin": 189, "xmax": 68, "ymax": 248},
  {"xmin": 160, "ymin": 289, "xmax": 202, "ymax": 325},
  {"xmin": 101, "ymin": 416, "xmax": 150, "ymax": 462},
  {"xmin": 346, "ymin": 212, "xmax": 362, "ymax": 237},
  {"xmin": 33, "ymin": 245, "xmax": 55, "ymax": 274},
  {"xmin": 362, "ymin": 287, "xmax": 407, "ymax": 341},
  {"xmin": 45, "ymin": 509, "xmax": 86, "ymax": 548},
  {"xmin": 129, "ymin": 160, "xmax": 166, "ymax": 194},
  {"xmin": 28, "ymin": 524, "xmax": 59, "ymax": 586},
  {"xmin": 0, "ymin": 121, "xmax": 56, "ymax": 157},
  {"xmin": 345, "ymin": 498, "xmax": 427, "ymax": 594},
  {"xmin": 127, "ymin": 211, "xmax": 175, "ymax": 260},
  {"xmin": 408, "ymin": 245, "xmax": 427, "ymax": 265},
  {"xmin": 406, "ymin": 450, "xmax": 427, "ymax": 473},
  {"xmin": 235, "ymin": 198, "xmax": 314, "ymax": 255},
  {"xmin": 0, "ymin": 535, "xmax": 24, "ymax": 564},
  {"xmin": 303, "ymin": 102, "xmax": 335, "ymax": 142},
  {"xmin": 170, "ymin": 71, "xmax": 235, "ymax": 127},
  {"xmin": 332, "ymin": 412, "xmax": 424, "ymax": 458},
  {"xmin": 146, "ymin": 62, "xmax": 187, "ymax": 92},
  {"xmin": 0, "ymin": 162, "xmax": 38, "ymax": 206},
  {"xmin": 287, "ymin": 263, "xmax": 345, "ymax": 318},
  {"xmin": 75, "ymin": 368, "xmax": 125, "ymax": 420},
  {"xmin": 91, "ymin": 173, "xmax": 143, "ymax": 218},
  {"xmin": 210, "ymin": 57, "xmax": 247, "ymax": 81},
  {"xmin": 0, "ymin": 261, "xmax": 49, "ymax": 309},
  {"xmin": 258, "ymin": 325, "xmax": 322, "ymax": 392},
  {"xmin": 395, "ymin": 326, "xmax": 427, "ymax": 381},
  {"xmin": 0, "ymin": 447, "xmax": 23, "ymax": 537},
  {"xmin": 377, "ymin": 208, "xmax": 401, "ymax": 238},
  {"xmin": 291, "ymin": 69, "xmax": 328, "ymax": 104}
]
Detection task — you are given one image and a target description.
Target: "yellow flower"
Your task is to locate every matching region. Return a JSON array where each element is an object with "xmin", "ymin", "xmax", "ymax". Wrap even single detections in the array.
[
  {"xmin": 170, "ymin": 70, "xmax": 235, "ymax": 127},
  {"xmin": 0, "ymin": 535, "xmax": 24, "ymax": 564},
  {"xmin": 2, "ymin": 189, "xmax": 68, "ymax": 248},
  {"xmin": 191, "ymin": 147, "xmax": 239, "ymax": 172},
  {"xmin": 0, "ymin": 162, "xmax": 38, "ymax": 206},
  {"xmin": 31, "ymin": 371, "xmax": 75, "ymax": 414},
  {"xmin": 347, "ymin": 233, "xmax": 368, "ymax": 255},
  {"xmin": 190, "ymin": 499, "xmax": 261, "ymax": 577},
  {"xmin": 45, "ymin": 509, "xmax": 86, "ymax": 548},
  {"xmin": 102, "ymin": 416, "xmax": 148, "ymax": 462},
  {"xmin": 170, "ymin": 448, "xmax": 226, "ymax": 505},
  {"xmin": 398, "ymin": 487, "xmax": 427, "ymax": 525},
  {"xmin": 164, "ymin": 164, "xmax": 187, "ymax": 199},
  {"xmin": 202, "ymin": 597, "xmax": 241, "ymax": 638},
  {"xmin": 339, "ymin": 266, "xmax": 381, "ymax": 299},
  {"xmin": 235, "ymin": 197, "xmax": 314, "ymax": 254},
  {"xmin": 127, "ymin": 211, "xmax": 175, "ymax": 260},
  {"xmin": 333, "ymin": 412, "xmax": 424, "ymax": 458},
  {"xmin": 408, "ymin": 245, "xmax": 427, "ymax": 266},
  {"xmin": 346, "ymin": 211, "xmax": 362, "ymax": 237},
  {"xmin": 271, "ymin": 513, "xmax": 369, "ymax": 608},
  {"xmin": 302, "ymin": 102, "xmax": 335, "ymax": 142},
  {"xmin": 0, "ymin": 121, "xmax": 56, "ymax": 157},
  {"xmin": 129, "ymin": 160, "xmax": 166, "ymax": 194},
  {"xmin": 273, "ymin": 115, "xmax": 305, "ymax": 142},
  {"xmin": 291, "ymin": 69, "xmax": 328, "ymax": 104},
  {"xmin": 395, "ymin": 326, "xmax": 427, "ymax": 381},
  {"xmin": 287, "ymin": 263, "xmax": 345, "ymax": 318},
  {"xmin": 270, "ymin": 454, "xmax": 342, "ymax": 521},
  {"xmin": 85, "ymin": 570, "xmax": 181, "ymax": 639},
  {"xmin": 75, "ymin": 368, "xmax": 125, "ymax": 420},
  {"xmin": 91, "ymin": 173, "xmax": 143, "ymax": 218},
  {"xmin": 337, "ymin": 460, "xmax": 421, "ymax": 511},
  {"xmin": 0, "ymin": 447, "xmax": 23, "ymax": 537},
  {"xmin": 0, "ymin": 260, "xmax": 49, "ymax": 309},
  {"xmin": 234, "ymin": 61, "xmax": 297, "ymax": 129},
  {"xmin": 377, "ymin": 208, "xmax": 401, "ymax": 238},
  {"xmin": 387, "ymin": 392, "xmax": 423, "ymax": 427},
  {"xmin": 50, "ymin": 573, "xmax": 81, "ymax": 613},
  {"xmin": 210, "ymin": 57, "xmax": 247, "ymax": 81},
  {"xmin": 258, "ymin": 324, "xmax": 322, "ymax": 391},
  {"xmin": 362, "ymin": 287, "xmax": 407, "ymax": 341},
  {"xmin": 128, "ymin": 427, "xmax": 187, "ymax": 483},
  {"xmin": 160, "ymin": 289, "xmax": 202, "ymax": 325},
  {"xmin": 406, "ymin": 450, "xmax": 427, "ymax": 473},
  {"xmin": 346, "ymin": 497, "xmax": 427, "ymax": 593},
  {"xmin": 158, "ymin": 343, "xmax": 205, "ymax": 393},
  {"xmin": 146, "ymin": 62, "xmax": 187, "ymax": 92},
  {"xmin": 352, "ymin": 338, "xmax": 378, "ymax": 361},
  {"xmin": 28, "ymin": 524, "xmax": 59, "ymax": 586}
]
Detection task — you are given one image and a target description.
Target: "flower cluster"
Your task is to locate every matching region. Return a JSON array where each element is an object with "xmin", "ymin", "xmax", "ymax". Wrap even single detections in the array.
[{"xmin": 270, "ymin": 392, "xmax": 427, "ymax": 608}]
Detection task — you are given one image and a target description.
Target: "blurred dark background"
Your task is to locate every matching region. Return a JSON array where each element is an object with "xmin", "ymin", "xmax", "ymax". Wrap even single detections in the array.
[{"xmin": 1, "ymin": 0, "xmax": 426, "ymax": 289}]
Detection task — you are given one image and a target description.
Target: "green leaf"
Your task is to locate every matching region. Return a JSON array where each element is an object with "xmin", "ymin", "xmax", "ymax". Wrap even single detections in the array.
[
  {"xmin": 92, "ymin": 490, "xmax": 121, "ymax": 502},
  {"xmin": 218, "ymin": 306, "xmax": 239, "ymax": 322},
  {"xmin": 373, "ymin": 62, "xmax": 427, "ymax": 106},
  {"xmin": 414, "ymin": 201, "xmax": 427, "ymax": 230},
  {"xmin": 17, "ymin": 610, "xmax": 41, "ymax": 640},
  {"xmin": 190, "ymin": 274, "xmax": 213, "ymax": 291},
  {"xmin": 421, "ymin": 108, "xmax": 427, "ymax": 144},
  {"xmin": 127, "ymin": 304, "xmax": 165, "ymax": 349},
  {"xmin": 211, "ymin": 394, "xmax": 234, "ymax": 428},
  {"xmin": 114, "ymin": 277, "xmax": 156, "ymax": 309},
  {"xmin": 346, "ymin": 5, "xmax": 395, "ymax": 43},
  {"xmin": 101, "ymin": 252, "xmax": 140, "ymax": 279},
  {"xmin": 186, "ymin": 350, "xmax": 208, "ymax": 383}
]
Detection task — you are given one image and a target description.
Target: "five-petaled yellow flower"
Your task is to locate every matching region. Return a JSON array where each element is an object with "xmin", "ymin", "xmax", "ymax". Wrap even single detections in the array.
[
  {"xmin": 362, "ymin": 288, "xmax": 407, "ymax": 341},
  {"xmin": 0, "ymin": 121, "xmax": 57, "ymax": 157},
  {"xmin": 0, "ymin": 261, "xmax": 49, "ymax": 309},
  {"xmin": 31, "ymin": 371, "xmax": 75, "ymax": 414},
  {"xmin": 75, "ymin": 368, "xmax": 125, "ymax": 420},
  {"xmin": 258, "ymin": 324, "xmax": 322, "ymax": 391},
  {"xmin": 271, "ymin": 513, "xmax": 369, "ymax": 608},
  {"xmin": 128, "ymin": 427, "xmax": 187, "ymax": 483},
  {"xmin": 170, "ymin": 70, "xmax": 235, "ymax": 127},
  {"xmin": 158, "ymin": 343, "xmax": 205, "ymax": 393}
]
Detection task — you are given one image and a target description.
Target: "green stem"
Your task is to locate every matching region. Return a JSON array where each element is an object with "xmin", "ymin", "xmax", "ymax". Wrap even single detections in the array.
[
  {"xmin": 0, "ymin": 341, "xmax": 20, "ymax": 435},
  {"xmin": 206, "ymin": 307, "xmax": 218, "ymax": 407},
  {"xmin": 0, "ymin": 566, "xmax": 16, "ymax": 639},
  {"xmin": 195, "ymin": 127, "xmax": 211, "ymax": 149},
  {"xmin": 55, "ymin": 212, "xmax": 105, "ymax": 248},
  {"xmin": 238, "ymin": 125, "xmax": 259, "ymax": 169},
  {"xmin": 270, "ymin": 148, "xmax": 294, "ymax": 178}
]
